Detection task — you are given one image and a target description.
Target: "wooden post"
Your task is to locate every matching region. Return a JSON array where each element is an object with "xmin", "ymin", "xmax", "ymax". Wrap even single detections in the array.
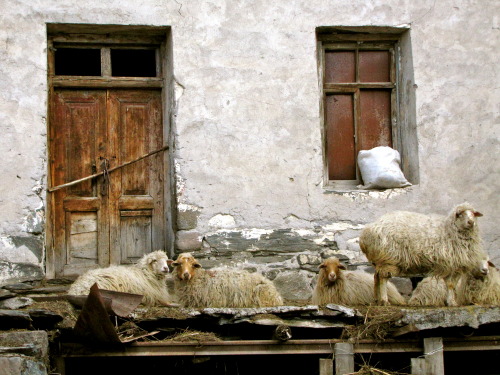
[
  {"xmin": 424, "ymin": 337, "xmax": 444, "ymax": 375},
  {"xmin": 319, "ymin": 358, "xmax": 334, "ymax": 375},
  {"xmin": 411, "ymin": 357, "xmax": 427, "ymax": 375},
  {"xmin": 334, "ymin": 343, "xmax": 354, "ymax": 375}
]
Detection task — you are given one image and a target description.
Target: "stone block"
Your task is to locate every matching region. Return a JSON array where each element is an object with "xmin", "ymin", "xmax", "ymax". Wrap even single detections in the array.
[
  {"xmin": 0, "ymin": 331, "xmax": 49, "ymax": 366},
  {"xmin": 177, "ymin": 209, "xmax": 199, "ymax": 230},
  {"xmin": 0, "ymin": 297, "xmax": 33, "ymax": 310},
  {"xmin": 0, "ymin": 356, "xmax": 47, "ymax": 375},
  {"xmin": 272, "ymin": 270, "xmax": 314, "ymax": 302},
  {"xmin": 175, "ymin": 231, "xmax": 202, "ymax": 251}
]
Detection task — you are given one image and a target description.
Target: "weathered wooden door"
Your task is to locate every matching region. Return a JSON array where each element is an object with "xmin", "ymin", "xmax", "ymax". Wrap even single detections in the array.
[{"xmin": 50, "ymin": 89, "xmax": 165, "ymax": 277}]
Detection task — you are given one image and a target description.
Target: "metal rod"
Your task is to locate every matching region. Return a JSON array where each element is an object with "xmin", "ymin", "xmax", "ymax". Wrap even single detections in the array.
[{"xmin": 47, "ymin": 145, "xmax": 169, "ymax": 193}]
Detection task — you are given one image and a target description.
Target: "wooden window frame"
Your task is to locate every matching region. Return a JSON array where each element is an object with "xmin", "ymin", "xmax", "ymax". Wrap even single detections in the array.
[{"xmin": 317, "ymin": 29, "xmax": 416, "ymax": 190}]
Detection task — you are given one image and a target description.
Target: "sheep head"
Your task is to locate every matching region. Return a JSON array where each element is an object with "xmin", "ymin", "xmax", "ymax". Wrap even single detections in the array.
[
  {"xmin": 318, "ymin": 257, "xmax": 346, "ymax": 284},
  {"xmin": 138, "ymin": 250, "xmax": 172, "ymax": 277},
  {"xmin": 452, "ymin": 202, "xmax": 483, "ymax": 231},
  {"xmin": 172, "ymin": 253, "xmax": 202, "ymax": 281}
]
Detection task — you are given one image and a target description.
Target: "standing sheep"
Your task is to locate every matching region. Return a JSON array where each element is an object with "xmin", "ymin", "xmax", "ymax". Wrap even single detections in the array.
[
  {"xmin": 359, "ymin": 202, "xmax": 487, "ymax": 306},
  {"xmin": 68, "ymin": 250, "xmax": 176, "ymax": 307},
  {"xmin": 311, "ymin": 257, "xmax": 406, "ymax": 306},
  {"xmin": 409, "ymin": 258, "xmax": 499, "ymax": 306},
  {"xmin": 172, "ymin": 253, "xmax": 283, "ymax": 308}
]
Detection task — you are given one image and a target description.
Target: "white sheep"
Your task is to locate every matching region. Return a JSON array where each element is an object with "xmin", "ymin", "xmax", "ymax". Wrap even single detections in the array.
[
  {"xmin": 311, "ymin": 257, "xmax": 406, "ymax": 306},
  {"xmin": 172, "ymin": 253, "xmax": 284, "ymax": 308},
  {"xmin": 409, "ymin": 258, "xmax": 500, "ymax": 306},
  {"xmin": 359, "ymin": 202, "xmax": 487, "ymax": 306},
  {"xmin": 68, "ymin": 250, "xmax": 176, "ymax": 307}
]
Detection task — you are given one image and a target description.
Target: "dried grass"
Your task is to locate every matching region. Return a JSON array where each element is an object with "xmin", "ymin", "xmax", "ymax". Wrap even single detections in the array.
[
  {"xmin": 164, "ymin": 328, "xmax": 222, "ymax": 343},
  {"xmin": 348, "ymin": 365, "xmax": 411, "ymax": 375},
  {"xmin": 22, "ymin": 300, "xmax": 79, "ymax": 328},
  {"xmin": 343, "ymin": 306, "xmax": 404, "ymax": 341}
]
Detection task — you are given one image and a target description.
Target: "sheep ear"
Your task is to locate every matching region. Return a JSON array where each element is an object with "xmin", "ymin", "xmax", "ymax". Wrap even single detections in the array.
[
  {"xmin": 171, "ymin": 261, "xmax": 179, "ymax": 267},
  {"xmin": 474, "ymin": 211, "xmax": 483, "ymax": 217},
  {"xmin": 488, "ymin": 260, "xmax": 496, "ymax": 268},
  {"xmin": 193, "ymin": 263, "xmax": 202, "ymax": 268},
  {"xmin": 167, "ymin": 260, "xmax": 174, "ymax": 265},
  {"xmin": 339, "ymin": 263, "xmax": 347, "ymax": 270},
  {"xmin": 318, "ymin": 263, "xmax": 326, "ymax": 269}
]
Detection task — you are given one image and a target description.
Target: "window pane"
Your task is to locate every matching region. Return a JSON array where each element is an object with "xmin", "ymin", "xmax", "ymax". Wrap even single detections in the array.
[
  {"xmin": 325, "ymin": 94, "xmax": 356, "ymax": 180},
  {"xmin": 358, "ymin": 90, "xmax": 392, "ymax": 153},
  {"xmin": 359, "ymin": 51, "xmax": 390, "ymax": 82},
  {"xmin": 55, "ymin": 48, "xmax": 101, "ymax": 76},
  {"xmin": 325, "ymin": 51, "xmax": 355, "ymax": 83},
  {"xmin": 111, "ymin": 49, "xmax": 157, "ymax": 77}
]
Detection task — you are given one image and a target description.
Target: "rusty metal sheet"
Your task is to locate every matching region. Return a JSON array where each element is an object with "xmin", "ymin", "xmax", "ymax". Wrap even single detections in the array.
[
  {"xmin": 67, "ymin": 289, "xmax": 143, "ymax": 318},
  {"xmin": 72, "ymin": 283, "xmax": 123, "ymax": 345},
  {"xmin": 325, "ymin": 94, "xmax": 356, "ymax": 180},
  {"xmin": 325, "ymin": 51, "xmax": 355, "ymax": 83}
]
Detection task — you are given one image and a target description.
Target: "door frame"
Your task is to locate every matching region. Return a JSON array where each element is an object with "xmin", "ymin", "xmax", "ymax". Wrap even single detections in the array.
[{"xmin": 45, "ymin": 24, "xmax": 176, "ymax": 279}]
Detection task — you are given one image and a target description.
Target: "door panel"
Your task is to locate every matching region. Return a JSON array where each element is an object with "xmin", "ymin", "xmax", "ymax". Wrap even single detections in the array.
[
  {"xmin": 51, "ymin": 90, "xmax": 108, "ymax": 276},
  {"xmin": 50, "ymin": 89, "xmax": 164, "ymax": 277},
  {"xmin": 108, "ymin": 90, "xmax": 164, "ymax": 265}
]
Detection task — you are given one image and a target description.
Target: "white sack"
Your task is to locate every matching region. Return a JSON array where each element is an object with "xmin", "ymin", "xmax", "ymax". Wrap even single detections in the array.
[{"xmin": 357, "ymin": 146, "xmax": 411, "ymax": 189}]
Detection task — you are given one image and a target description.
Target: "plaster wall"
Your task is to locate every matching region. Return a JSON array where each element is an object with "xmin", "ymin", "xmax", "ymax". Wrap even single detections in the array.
[{"xmin": 0, "ymin": 0, "xmax": 498, "ymax": 299}]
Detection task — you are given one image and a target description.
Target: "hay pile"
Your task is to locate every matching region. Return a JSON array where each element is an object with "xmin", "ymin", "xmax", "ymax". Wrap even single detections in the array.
[
  {"xmin": 350, "ymin": 365, "xmax": 411, "ymax": 375},
  {"xmin": 343, "ymin": 306, "xmax": 404, "ymax": 341}
]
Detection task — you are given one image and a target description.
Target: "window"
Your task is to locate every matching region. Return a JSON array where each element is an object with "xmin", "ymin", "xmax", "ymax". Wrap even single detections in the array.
[{"xmin": 317, "ymin": 27, "xmax": 419, "ymax": 189}]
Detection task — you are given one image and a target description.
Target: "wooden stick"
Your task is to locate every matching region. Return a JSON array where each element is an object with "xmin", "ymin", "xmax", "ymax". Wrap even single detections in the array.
[{"xmin": 48, "ymin": 145, "xmax": 169, "ymax": 193}]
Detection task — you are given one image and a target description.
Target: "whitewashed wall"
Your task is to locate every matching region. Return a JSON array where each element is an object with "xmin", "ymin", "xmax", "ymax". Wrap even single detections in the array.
[{"xmin": 0, "ymin": 1, "xmax": 498, "ymax": 299}]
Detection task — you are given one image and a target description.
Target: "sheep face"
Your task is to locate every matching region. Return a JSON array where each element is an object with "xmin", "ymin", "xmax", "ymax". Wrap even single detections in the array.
[
  {"xmin": 454, "ymin": 204, "xmax": 483, "ymax": 231},
  {"xmin": 172, "ymin": 253, "xmax": 201, "ymax": 281},
  {"xmin": 139, "ymin": 250, "xmax": 172, "ymax": 276},
  {"xmin": 319, "ymin": 257, "xmax": 346, "ymax": 284}
]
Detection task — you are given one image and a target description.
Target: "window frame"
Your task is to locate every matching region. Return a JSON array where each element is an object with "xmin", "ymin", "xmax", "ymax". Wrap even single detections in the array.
[{"xmin": 317, "ymin": 30, "xmax": 408, "ymax": 190}]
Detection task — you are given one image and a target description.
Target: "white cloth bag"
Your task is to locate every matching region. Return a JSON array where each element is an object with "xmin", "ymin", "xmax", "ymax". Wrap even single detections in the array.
[{"xmin": 357, "ymin": 146, "xmax": 411, "ymax": 189}]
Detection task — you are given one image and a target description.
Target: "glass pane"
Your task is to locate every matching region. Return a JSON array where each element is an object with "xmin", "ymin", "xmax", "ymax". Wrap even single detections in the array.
[
  {"xmin": 111, "ymin": 49, "xmax": 157, "ymax": 77},
  {"xmin": 359, "ymin": 51, "xmax": 390, "ymax": 82},
  {"xmin": 55, "ymin": 48, "xmax": 101, "ymax": 76},
  {"xmin": 325, "ymin": 51, "xmax": 355, "ymax": 83},
  {"xmin": 325, "ymin": 94, "xmax": 356, "ymax": 180}
]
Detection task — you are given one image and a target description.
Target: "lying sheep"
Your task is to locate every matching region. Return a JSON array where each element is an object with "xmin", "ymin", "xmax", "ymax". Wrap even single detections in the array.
[
  {"xmin": 172, "ymin": 253, "xmax": 283, "ymax": 308},
  {"xmin": 359, "ymin": 202, "xmax": 487, "ymax": 306},
  {"xmin": 409, "ymin": 258, "xmax": 499, "ymax": 306},
  {"xmin": 311, "ymin": 257, "xmax": 406, "ymax": 306},
  {"xmin": 68, "ymin": 250, "xmax": 176, "ymax": 307}
]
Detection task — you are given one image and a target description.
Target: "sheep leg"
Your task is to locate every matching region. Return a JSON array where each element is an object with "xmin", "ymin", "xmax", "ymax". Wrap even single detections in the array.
[
  {"xmin": 444, "ymin": 275, "xmax": 459, "ymax": 307},
  {"xmin": 374, "ymin": 270, "xmax": 389, "ymax": 305}
]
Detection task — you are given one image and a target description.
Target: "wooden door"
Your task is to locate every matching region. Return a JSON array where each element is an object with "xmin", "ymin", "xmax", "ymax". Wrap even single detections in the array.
[{"xmin": 50, "ymin": 89, "xmax": 164, "ymax": 277}]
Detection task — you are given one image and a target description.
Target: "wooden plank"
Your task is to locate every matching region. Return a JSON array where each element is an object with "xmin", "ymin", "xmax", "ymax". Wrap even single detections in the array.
[
  {"xmin": 51, "ymin": 77, "xmax": 163, "ymax": 88},
  {"xmin": 411, "ymin": 357, "xmax": 427, "ymax": 375},
  {"xmin": 334, "ymin": 343, "xmax": 354, "ymax": 375},
  {"xmin": 324, "ymin": 83, "xmax": 395, "ymax": 90},
  {"xmin": 63, "ymin": 198, "xmax": 100, "ymax": 211},
  {"xmin": 424, "ymin": 337, "xmax": 444, "ymax": 375},
  {"xmin": 57, "ymin": 336, "xmax": 500, "ymax": 358},
  {"xmin": 319, "ymin": 358, "xmax": 334, "ymax": 375}
]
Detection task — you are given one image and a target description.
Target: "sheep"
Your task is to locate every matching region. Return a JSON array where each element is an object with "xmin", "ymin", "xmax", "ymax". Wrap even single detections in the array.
[
  {"xmin": 409, "ymin": 258, "xmax": 500, "ymax": 306},
  {"xmin": 311, "ymin": 257, "xmax": 406, "ymax": 306},
  {"xmin": 68, "ymin": 250, "xmax": 176, "ymax": 307},
  {"xmin": 359, "ymin": 202, "xmax": 488, "ymax": 306},
  {"xmin": 172, "ymin": 253, "xmax": 283, "ymax": 308}
]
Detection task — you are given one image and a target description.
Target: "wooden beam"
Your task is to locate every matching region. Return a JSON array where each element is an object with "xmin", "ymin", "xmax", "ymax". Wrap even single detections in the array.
[
  {"xmin": 411, "ymin": 357, "xmax": 427, "ymax": 375},
  {"xmin": 319, "ymin": 358, "xmax": 334, "ymax": 375},
  {"xmin": 334, "ymin": 343, "xmax": 354, "ymax": 375},
  {"xmin": 424, "ymin": 337, "xmax": 444, "ymax": 375}
]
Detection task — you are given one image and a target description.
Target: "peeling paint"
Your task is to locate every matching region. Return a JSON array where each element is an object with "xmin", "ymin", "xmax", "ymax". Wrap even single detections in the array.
[{"xmin": 208, "ymin": 214, "xmax": 236, "ymax": 228}]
